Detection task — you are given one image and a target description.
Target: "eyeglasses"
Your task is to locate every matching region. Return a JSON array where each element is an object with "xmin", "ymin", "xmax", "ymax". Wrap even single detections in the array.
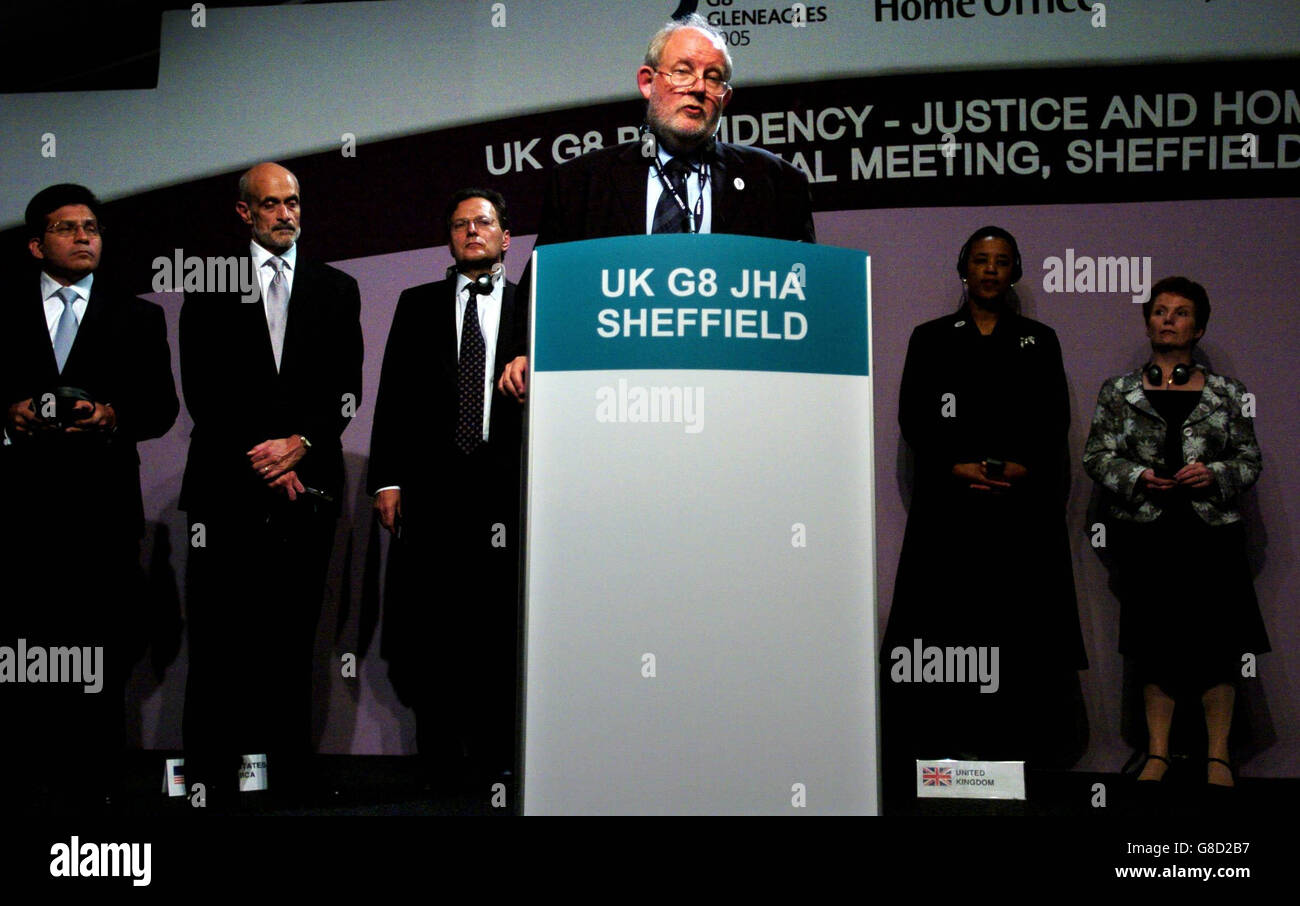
[
  {"xmin": 450, "ymin": 216, "xmax": 498, "ymax": 233},
  {"xmin": 46, "ymin": 219, "xmax": 101, "ymax": 237},
  {"xmin": 656, "ymin": 67, "xmax": 730, "ymax": 98}
]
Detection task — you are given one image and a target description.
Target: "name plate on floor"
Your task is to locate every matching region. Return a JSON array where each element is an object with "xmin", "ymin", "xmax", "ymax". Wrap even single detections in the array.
[
  {"xmin": 239, "ymin": 754, "xmax": 269, "ymax": 792},
  {"xmin": 915, "ymin": 759, "xmax": 1025, "ymax": 799},
  {"xmin": 162, "ymin": 757, "xmax": 187, "ymax": 797}
]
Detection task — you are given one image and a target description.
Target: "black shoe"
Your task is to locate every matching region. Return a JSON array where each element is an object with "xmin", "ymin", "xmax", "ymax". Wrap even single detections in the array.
[
  {"xmin": 1129, "ymin": 753, "xmax": 1171, "ymax": 814},
  {"xmin": 1134, "ymin": 753, "xmax": 1171, "ymax": 784},
  {"xmin": 1204, "ymin": 757, "xmax": 1236, "ymax": 810}
]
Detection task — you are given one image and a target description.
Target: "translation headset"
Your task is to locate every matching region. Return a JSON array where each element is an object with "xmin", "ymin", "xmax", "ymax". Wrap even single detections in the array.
[
  {"xmin": 956, "ymin": 226, "xmax": 1023, "ymax": 285},
  {"xmin": 449, "ymin": 261, "xmax": 505, "ymax": 294},
  {"xmin": 1144, "ymin": 361, "xmax": 1200, "ymax": 387}
]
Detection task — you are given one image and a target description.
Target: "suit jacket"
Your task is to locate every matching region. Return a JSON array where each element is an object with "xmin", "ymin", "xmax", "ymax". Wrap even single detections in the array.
[
  {"xmin": 0, "ymin": 272, "xmax": 178, "ymax": 536},
  {"xmin": 1082, "ymin": 369, "xmax": 1261, "ymax": 526},
  {"xmin": 535, "ymin": 139, "xmax": 815, "ymax": 245},
  {"xmin": 886, "ymin": 303, "xmax": 1086, "ymax": 671},
  {"xmin": 508, "ymin": 139, "xmax": 816, "ymax": 359},
  {"xmin": 179, "ymin": 249, "xmax": 363, "ymax": 516},
  {"xmin": 367, "ymin": 275, "xmax": 522, "ymax": 503},
  {"xmin": 898, "ymin": 304, "xmax": 1070, "ymax": 498}
]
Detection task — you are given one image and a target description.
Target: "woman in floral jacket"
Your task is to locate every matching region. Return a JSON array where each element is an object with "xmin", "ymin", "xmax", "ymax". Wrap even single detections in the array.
[{"xmin": 1083, "ymin": 276, "xmax": 1269, "ymax": 794}]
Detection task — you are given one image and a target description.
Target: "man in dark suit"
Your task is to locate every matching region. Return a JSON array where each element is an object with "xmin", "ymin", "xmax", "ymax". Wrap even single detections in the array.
[
  {"xmin": 497, "ymin": 12, "xmax": 815, "ymax": 400},
  {"xmin": 0, "ymin": 183, "xmax": 178, "ymax": 809},
  {"xmin": 179, "ymin": 162, "xmax": 362, "ymax": 805},
  {"xmin": 368, "ymin": 188, "xmax": 521, "ymax": 786}
]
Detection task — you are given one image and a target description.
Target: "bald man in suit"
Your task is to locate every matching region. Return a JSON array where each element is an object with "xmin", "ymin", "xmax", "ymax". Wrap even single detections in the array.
[{"xmin": 179, "ymin": 162, "xmax": 362, "ymax": 807}]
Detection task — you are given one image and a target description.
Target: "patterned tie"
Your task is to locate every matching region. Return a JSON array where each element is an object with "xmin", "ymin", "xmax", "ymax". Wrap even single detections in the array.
[
  {"xmin": 651, "ymin": 158, "xmax": 693, "ymax": 234},
  {"xmin": 455, "ymin": 281, "xmax": 488, "ymax": 454},
  {"xmin": 52, "ymin": 286, "xmax": 79, "ymax": 373},
  {"xmin": 266, "ymin": 256, "xmax": 290, "ymax": 371}
]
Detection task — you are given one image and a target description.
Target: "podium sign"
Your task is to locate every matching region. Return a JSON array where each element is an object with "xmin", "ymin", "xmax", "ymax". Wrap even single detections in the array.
[{"xmin": 522, "ymin": 235, "xmax": 876, "ymax": 815}]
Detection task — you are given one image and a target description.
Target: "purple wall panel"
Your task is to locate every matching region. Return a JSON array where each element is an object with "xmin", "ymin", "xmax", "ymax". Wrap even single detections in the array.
[
  {"xmin": 134, "ymin": 202, "xmax": 1296, "ymax": 776},
  {"xmin": 818, "ymin": 198, "xmax": 1299, "ymax": 774}
]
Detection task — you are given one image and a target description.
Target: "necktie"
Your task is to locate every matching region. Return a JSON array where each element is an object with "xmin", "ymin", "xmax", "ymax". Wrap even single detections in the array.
[
  {"xmin": 52, "ymin": 286, "xmax": 79, "ymax": 373},
  {"xmin": 455, "ymin": 282, "xmax": 488, "ymax": 454},
  {"xmin": 266, "ymin": 256, "xmax": 290, "ymax": 371},
  {"xmin": 651, "ymin": 158, "xmax": 693, "ymax": 234}
]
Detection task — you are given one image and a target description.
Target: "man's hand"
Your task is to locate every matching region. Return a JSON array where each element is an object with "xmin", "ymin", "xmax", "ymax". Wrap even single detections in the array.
[
  {"xmin": 497, "ymin": 355, "xmax": 528, "ymax": 402},
  {"xmin": 374, "ymin": 488, "xmax": 402, "ymax": 534},
  {"xmin": 249, "ymin": 435, "xmax": 308, "ymax": 483},
  {"xmin": 1173, "ymin": 461, "xmax": 1214, "ymax": 489},
  {"xmin": 1138, "ymin": 468, "xmax": 1178, "ymax": 492},
  {"xmin": 269, "ymin": 469, "xmax": 307, "ymax": 501},
  {"xmin": 5, "ymin": 398, "xmax": 46, "ymax": 435},
  {"xmin": 67, "ymin": 401, "xmax": 116, "ymax": 432}
]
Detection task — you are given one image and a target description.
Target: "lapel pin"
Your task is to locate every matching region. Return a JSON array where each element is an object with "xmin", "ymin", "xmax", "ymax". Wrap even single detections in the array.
[
  {"xmin": 733, "ymin": 177, "xmax": 745, "ymax": 191},
  {"xmin": 1020, "ymin": 335, "xmax": 1036, "ymax": 348}
]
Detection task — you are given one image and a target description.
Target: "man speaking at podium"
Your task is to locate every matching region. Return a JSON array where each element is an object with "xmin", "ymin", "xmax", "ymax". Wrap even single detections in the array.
[{"xmin": 497, "ymin": 12, "xmax": 815, "ymax": 401}]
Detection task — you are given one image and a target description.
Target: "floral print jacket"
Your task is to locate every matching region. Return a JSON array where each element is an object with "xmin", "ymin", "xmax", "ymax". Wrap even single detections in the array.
[{"xmin": 1082, "ymin": 369, "xmax": 1262, "ymax": 525}]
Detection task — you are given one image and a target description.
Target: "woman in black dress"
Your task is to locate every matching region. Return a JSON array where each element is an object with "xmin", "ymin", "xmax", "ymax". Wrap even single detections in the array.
[
  {"xmin": 881, "ymin": 227, "xmax": 1087, "ymax": 790},
  {"xmin": 1083, "ymin": 276, "xmax": 1268, "ymax": 791}
]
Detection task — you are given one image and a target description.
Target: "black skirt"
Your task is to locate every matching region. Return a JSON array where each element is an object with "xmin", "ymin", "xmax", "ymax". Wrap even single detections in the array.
[{"xmin": 1111, "ymin": 513, "xmax": 1270, "ymax": 697}]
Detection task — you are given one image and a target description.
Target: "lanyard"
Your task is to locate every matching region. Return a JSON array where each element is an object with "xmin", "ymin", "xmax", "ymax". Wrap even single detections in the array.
[{"xmin": 651, "ymin": 154, "xmax": 707, "ymax": 233}]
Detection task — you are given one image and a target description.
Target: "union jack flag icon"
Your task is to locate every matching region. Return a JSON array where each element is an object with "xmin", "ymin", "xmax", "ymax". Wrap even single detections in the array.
[{"xmin": 921, "ymin": 766, "xmax": 952, "ymax": 786}]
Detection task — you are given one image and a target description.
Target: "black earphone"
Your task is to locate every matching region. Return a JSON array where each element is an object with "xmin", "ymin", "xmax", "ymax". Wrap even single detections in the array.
[
  {"xmin": 1144, "ymin": 362, "xmax": 1198, "ymax": 387},
  {"xmin": 451, "ymin": 262, "xmax": 504, "ymax": 293}
]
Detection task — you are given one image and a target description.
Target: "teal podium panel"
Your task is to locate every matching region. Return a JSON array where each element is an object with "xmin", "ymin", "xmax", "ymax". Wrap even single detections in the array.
[{"xmin": 523, "ymin": 235, "xmax": 877, "ymax": 815}]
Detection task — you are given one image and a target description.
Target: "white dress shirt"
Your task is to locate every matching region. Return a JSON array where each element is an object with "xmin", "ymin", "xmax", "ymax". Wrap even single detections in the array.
[
  {"xmin": 374, "ymin": 269, "xmax": 503, "ymax": 495},
  {"xmin": 645, "ymin": 145, "xmax": 713, "ymax": 234},
  {"xmin": 41, "ymin": 270, "xmax": 93, "ymax": 340},
  {"xmin": 249, "ymin": 239, "xmax": 297, "ymax": 318}
]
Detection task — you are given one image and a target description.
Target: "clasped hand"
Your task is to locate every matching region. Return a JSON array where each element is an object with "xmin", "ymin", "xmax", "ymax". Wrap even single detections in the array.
[
  {"xmin": 5, "ymin": 398, "xmax": 115, "ymax": 434},
  {"xmin": 953, "ymin": 460, "xmax": 1028, "ymax": 492},
  {"xmin": 248, "ymin": 436, "xmax": 308, "ymax": 500},
  {"xmin": 1139, "ymin": 462, "xmax": 1213, "ymax": 492}
]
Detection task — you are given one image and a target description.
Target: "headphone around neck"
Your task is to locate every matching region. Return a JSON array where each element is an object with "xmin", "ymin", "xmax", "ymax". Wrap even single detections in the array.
[{"xmin": 1144, "ymin": 361, "xmax": 1199, "ymax": 387}]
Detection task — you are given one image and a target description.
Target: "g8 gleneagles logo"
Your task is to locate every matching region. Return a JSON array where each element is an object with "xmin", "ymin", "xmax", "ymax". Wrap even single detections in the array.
[{"xmin": 672, "ymin": 0, "xmax": 701, "ymax": 17}]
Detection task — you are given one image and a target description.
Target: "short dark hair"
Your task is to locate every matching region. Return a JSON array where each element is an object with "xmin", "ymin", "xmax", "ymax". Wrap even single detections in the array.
[
  {"xmin": 645, "ymin": 13, "xmax": 733, "ymax": 83},
  {"xmin": 444, "ymin": 187, "xmax": 509, "ymax": 234},
  {"xmin": 1143, "ymin": 276, "xmax": 1210, "ymax": 331},
  {"xmin": 956, "ymin": 224, "xmax": 1023, "ymax": 285},
  {"xmin": 25, "ymin": 183, "xmax": 103, "ymax": 241}
]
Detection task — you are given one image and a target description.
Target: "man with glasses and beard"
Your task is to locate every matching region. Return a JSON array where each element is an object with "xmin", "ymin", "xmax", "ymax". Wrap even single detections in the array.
[
  {"xmin": 496, "ymin": 12, "xmax": 815, "ymax": 402},
  {"xmin": 179, "ymin": 162, "xmax": 362, "ymax": 808}
]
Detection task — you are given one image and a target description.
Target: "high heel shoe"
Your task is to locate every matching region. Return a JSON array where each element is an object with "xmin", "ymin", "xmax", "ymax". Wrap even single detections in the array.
[
  {"xmin": 1204, "ymin": 756, "xmax": 1237, "ymax": 811},
  {"xmin": 1135, "ymin": 753, "xmax": 1171, "ymax": 784},
  {"xmin": 1206, "ymin": 756, "xmax": 1235, "ymax": 786}
]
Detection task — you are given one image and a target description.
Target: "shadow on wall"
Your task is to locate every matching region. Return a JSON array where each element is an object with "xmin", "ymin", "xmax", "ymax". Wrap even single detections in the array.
[
  {"xmin": 1083, "ymin": 344, "xmax": 1276, "ymax": 767},
  {"xmin": 124, "ymin": 455, "xmax": 418, "ymax": 757}
]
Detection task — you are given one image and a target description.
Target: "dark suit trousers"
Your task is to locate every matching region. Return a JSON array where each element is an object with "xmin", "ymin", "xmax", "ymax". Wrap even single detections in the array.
[
  {"xmin": 182, "ymin": 500, "xmax": 335, "ymax": 793},
  {"xmin": 0, "ymin": 471, "xmax": 140, "ymax": 810},
  {"xmin": 388, "ymin": 445, "xmax": 520, "ymax": 778}
]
